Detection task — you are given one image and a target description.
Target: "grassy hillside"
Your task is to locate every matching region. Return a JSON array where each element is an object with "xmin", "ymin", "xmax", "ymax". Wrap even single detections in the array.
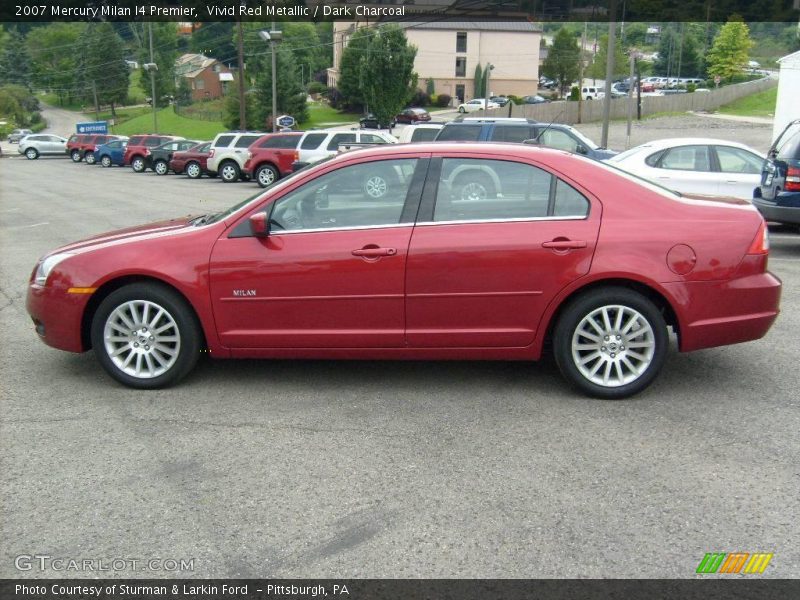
[
  {"xmin": 113, "ymin": 106, "xmax": 225, "ymax": 140},
  {"xmin": 717, "ymin": 87, "xmax": 778, "ymax": 118}
]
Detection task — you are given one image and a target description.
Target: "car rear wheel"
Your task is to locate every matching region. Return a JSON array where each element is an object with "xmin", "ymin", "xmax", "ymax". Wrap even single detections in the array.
[
  {"xmin": 220, "ymin": 161, "xmax": 240, "ymax": 183},
  {"xmin": 131, "ymin": 156, "xmax": 145, "ymax": 173},
  {"xmin": 458, "ymin": 106, "xmax": 466, "ymax": 113},
  {"xmin": 185, "ymin": 161, "xmax": 202, "ymax": 179},
  {"xmin": 256, "ymin": 164, "xmax": 279, "ymax": 188},
  {"xmin": 85, "ymin": 151, "xmax": 96, "ymax": 165},
  {"xmin": 364, "ymin": 173, "xmax": 391, "ymax": 198},
  {"xmin": 454, "ymin": 173, "xmax": 495, "ymax": 202},
  {"xmin": 91, "ymin": 283, "xmax": 202, "ymax": 389},
  {"xmin": 71, "ymin": 149, "xmax": 81, "ymax": 162},
  {"xmin": 25, "ymin": 147, "xmax": 38, "ymax": 160},
  {"xmin": 100, "ymin": 155, "xmax": 112, "ymax": 167},
  {"xmin": 154, "ymin": 159, "xmax": 169, "ymax": 175},
  {"xmin": 553, "ymin": 287, "xmax": 668, "ymax": 399}
]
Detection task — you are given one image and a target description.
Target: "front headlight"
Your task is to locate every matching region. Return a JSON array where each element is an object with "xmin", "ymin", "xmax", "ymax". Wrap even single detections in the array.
[{"xmin": 35, "ymin": 253, "xmax": 73, "ymax": 286}]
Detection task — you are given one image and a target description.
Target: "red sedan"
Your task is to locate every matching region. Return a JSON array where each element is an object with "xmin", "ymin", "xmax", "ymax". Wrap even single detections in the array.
[
  {"xmin": 169, "ymin": 141, "xmax": 213, "ymax": 178},
  {"xmin": 26, "ymin": 143, "xmax": 781, "ymax": 398},
  {"xmin": 395, "ymin": 108, "xmax": 432, "ymax": 124}
]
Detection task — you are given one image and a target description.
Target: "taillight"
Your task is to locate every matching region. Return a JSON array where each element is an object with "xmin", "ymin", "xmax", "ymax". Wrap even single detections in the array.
[
  {"xmin": 747, "ymin": 220, "xmax": 769, "ymax": 255},
  {"xmin": 144, "ymin": 149, "xmax": 150, "ymax": 156},
  {"xmin": 785, "ymin": 166, "xmax": 800, "ymax": 192},
  {"xmin": 293, "ymin": 150, "xmax": 299, "ymax": 161}
]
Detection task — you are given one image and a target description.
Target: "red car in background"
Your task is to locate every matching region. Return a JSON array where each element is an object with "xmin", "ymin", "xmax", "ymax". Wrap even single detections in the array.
[
  {"xmin": 123, "ymin": 134, "xmax": 183, "ymax": 173},
  {"xmin": 65, "ymin": 134, "xmax": 89, "ymax": 161},
  {"xmin": 243, "ymin": 132, "xmax": 302, "ymax": 187},
  {"xmin": 26, "ymin": 143, "xmax": 780, "ymax": 398},
  {"xmin": 81, "ymin": 135, "xmax": 126, "ymax": 165},
  {"xmin": 395, "ymin": 108, "xmax": 432, "ymax": 124},
  {"xmin": 170, "ymin": 141, "xmax": 213, "ymax": 178}
]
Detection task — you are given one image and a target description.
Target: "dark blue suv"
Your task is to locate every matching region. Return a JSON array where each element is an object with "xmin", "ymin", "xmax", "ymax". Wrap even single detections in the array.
[
  {"xmin": 754, "ymin": 119, "xmax": 800, "ymax": 226},
  {"xmin": 434, "ymin": 118, "xmax": 617, "ymax": 160}
]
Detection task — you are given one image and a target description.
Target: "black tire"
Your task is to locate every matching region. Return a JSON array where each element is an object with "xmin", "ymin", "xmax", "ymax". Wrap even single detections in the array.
[
  {"xmin": 458, "ymin": 106, "xmax": 466, "ymax": 113},
  {"xmin": 90, "ymin": 283, "xmax": 202, "ymax": 389},
  {"xmin": 219, "ymin": 160, "xmax": 240, "ymax": 183},
  {"xmin": 71, "ymin": 149, "xmax": 81, "ymax": 162},
  {"xmin": 25, "ymin": 147, "xmax": 38, "ymax": 160},
  {"xmin": 154, "ymin": 159, "xmax": 169, "ymax": 175},
  {"xmin": 185, "ymin": 161, "xmax": 202, "ymax": 179},
  {"xmin": 256, "ymin": 164, "xmax": 279, "ymax": 188},
  {"xmin": 100, "ymin": 155, "xmax": 112, "ymax": 167},
  {"xmin": 131, "ymin": 156, "xmax": 145, "ymax": 173},
  {"xmin": 553, "ymin": 287, "xmax": 668, "ymax": 399},
  {"xmin": 85, "ymin": 151, "xmax": 96, "ymax": 165}
]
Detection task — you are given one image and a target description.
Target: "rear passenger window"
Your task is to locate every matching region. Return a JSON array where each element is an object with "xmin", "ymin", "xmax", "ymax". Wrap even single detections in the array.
[
  {"xmin": 301, "ymin": 133, "xmax": 327, "ymax": 149},
  {"xmin": 658, "ymin": 145, "xmax": 711, "ymax": 171},
  {"xmin": 235, "ymin": 135, "xmax": 261, "ymax": 148},
  {"xmin": 553, "ymin": 180, "xmax": 590, "ymax": 217},
  {"xmin": 436, "ymin": 125, "xmax": 482, "ymax": 142},
  {"xmin": 128, "ymin": 136, "xmax": 143, "ymax": 145},
  {"xmin": 259, "ymin": 136, "xmax": 299, "ymax": 149},
  {"xmin": 410, "ymin": 128, "xmax": 440, "ymax": 142},
  {"xmin": 492, "ymin": 126, "xmax": 534, "ymax": 143},
  {"xmin": 327, "ymin": 133, "xmax": 356, "ymax": 151},
  {"xmin": 214, "ymin": 135, "xmax": 235, "ymax": 148}
]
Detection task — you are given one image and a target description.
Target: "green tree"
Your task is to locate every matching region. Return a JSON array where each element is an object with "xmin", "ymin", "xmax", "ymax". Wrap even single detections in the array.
[
  {"xmin": 707, "ymin": 18, "xmax": 754, "ymax": 82},
  {"xmin": 338, "ymin": 27, "xmax": 373, "ymax": 110},
  {"xmin": 282, "ymin": 23, "xmax": 328, "ymax": 84},
  {"xmin": 25, "ymin": 23, "xmax": 83, "ymax": 104},
  {"xmin": 190, "ymin": 22, "xmax": 235, "ymax": 63},
  {"xmin": 81, "ymin": 23, "xmax": 130, "ymax": 116},
  {"xmin": 474, "ymin": 63, "xmax": 483, "ymax": 97},
  {"xmin": 426, "ymin": 77, "xmax": 435, "ymax": 95},
  {"xmin": 541, "ymin": 27, "xmax": 581, "ymax": 97},
  {"xmin": 0, "ymin": 28, "xmax": 32, "ymax": 89},
  {"xmin": 588, "ymin": 34, "xmax": 628, "ymax": 80},
  {"xmin": 251, "ymin": 47, "xmax": 309, "ymax": 126},
  {"xmin": 360, "ymin": 25, "xmax": 417, "ymax": 127}
]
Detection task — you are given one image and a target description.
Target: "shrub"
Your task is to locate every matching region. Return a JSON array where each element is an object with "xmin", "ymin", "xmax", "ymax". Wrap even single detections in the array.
[
  {"xmin": 425, "ymin": 78, "xmax": 435, "ymax": 95},
  {"xmin": 507, "ymin": 94, "xmax": 523, "ymax": 105},
  {"xmin": 307, "ymin": 81, "xmax": 327, "ymax": 95},
  {"xmin": 569, "ymin": 86, "xmax": 580, "ymax": 101},
  {"xmin": 324, "ymin": 87, "xmax": 344, "ymax": 109},
  {"xmin": 686, "ymin": 83, "xmax": 697, "ymax": 93},
  {"xmin": 435, "ymin": 94, "xmax": 451, "ymax": 108},
  {"xmin": 409, "ymin": 89, "xmax": 430, "ymax": 107}
]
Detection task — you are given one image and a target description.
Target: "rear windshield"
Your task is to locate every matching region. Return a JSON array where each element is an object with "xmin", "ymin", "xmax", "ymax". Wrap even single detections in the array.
[
  {"xmin": 410, "ymin": 128, "xmax": 440, "ymax": 142},
  {"xmin": 301, "ymin": 133, "xmax": 327, "ymax": 150},
  {"xmin": 128, "ymin": 136, "xmax": 143, "ymax": 146},
  {"xmin": 776, "ymin": 125, "xmax": 800, "ymax": 160},
  {"xmin": 436, "ymin": 125, "xmax": 482, "ymax": 142}
]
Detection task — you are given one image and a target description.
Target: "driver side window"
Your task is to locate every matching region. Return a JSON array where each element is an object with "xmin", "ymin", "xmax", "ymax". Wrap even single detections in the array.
[{"xmin": 269, "ymin": 159, "xmax": 418, "ymax": 232}]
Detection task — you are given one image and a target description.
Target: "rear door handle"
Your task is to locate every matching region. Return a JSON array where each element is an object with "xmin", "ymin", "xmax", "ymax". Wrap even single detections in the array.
[
  {"xmin": 542, "ymin": 240, "xmax": 587, "ymax": 250},
  {"xmin": 352, "ymin": 247, "xmax": 397, "ymax": 257}
]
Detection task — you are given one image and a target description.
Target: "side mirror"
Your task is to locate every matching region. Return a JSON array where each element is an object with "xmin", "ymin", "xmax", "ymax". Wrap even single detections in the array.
[
  {"xmin": 249, "ymin": 212, "xmax": 269, "ymax": 237},
  {"xmin": 576, "ymin": 145, "xmax": 588, "ymax": 155}
]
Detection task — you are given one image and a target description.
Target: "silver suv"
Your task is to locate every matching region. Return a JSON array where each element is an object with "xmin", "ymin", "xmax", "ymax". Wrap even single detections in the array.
[
  {"xmin": 17, "ymin": 134, "xmax": 67, "ymax": 159},
  {"xmin": 206, "ymin": 132, "xmax": 264, "ymax": 183}
]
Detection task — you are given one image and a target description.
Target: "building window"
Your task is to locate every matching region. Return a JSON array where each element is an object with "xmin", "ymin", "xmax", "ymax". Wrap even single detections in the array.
[
  {"xmin": 195, "ymin": 79, "xmax": 205, "ymax": 90},
  {"xmin": 456, "ymin": 32, "xmax": 467, "ymax": 53},
  {"xmin": 455, "ymin": 57, "xmax": 467, "ymax": 77}
]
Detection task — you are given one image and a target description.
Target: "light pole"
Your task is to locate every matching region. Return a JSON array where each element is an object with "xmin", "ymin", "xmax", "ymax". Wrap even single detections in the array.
[
  {"xmin": 484, "ymin": 63, "xmax": 494, "ymax": 112},
  {"xmin": 258, "ymin": 29, "xmax": 283, "ymax": 132},
  {"xmin": 143, "ymin": 63, "xmax": 158, "ymax": 133}
]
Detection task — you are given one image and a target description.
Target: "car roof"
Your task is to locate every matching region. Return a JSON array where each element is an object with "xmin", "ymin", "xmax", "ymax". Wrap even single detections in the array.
[
  {"xmin": 329, "ymin": 141, "xmax": 576, "ymax": 162},
  {"xmin": 625, "ymin": 137, "xmax": 762, "ymax": 153}
]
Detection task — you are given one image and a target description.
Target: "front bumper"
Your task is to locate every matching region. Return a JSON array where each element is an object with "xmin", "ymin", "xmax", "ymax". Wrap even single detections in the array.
[
  {"xmin": 752, "ymin": 194, "xmax": 800, "ymax": 225},
  {"xmin": 26, "ymin": 284, "xmax": 91, "ymax": 353}
]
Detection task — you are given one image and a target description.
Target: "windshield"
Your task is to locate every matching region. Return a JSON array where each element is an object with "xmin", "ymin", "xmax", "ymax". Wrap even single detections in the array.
[
  {"xmin": 565, "ymin": 126, "xmax": 600, "ymax": 150},
  {"xmin": 202, "ymin": 156, "xmax": 337, "ymax": 225}
]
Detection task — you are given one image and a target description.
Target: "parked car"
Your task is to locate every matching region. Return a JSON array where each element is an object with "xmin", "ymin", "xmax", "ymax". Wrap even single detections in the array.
[
  {"xmin": 82, "ymin": 135, "xmax": 127, "ymax": 164},
  {"xmin": 435, "ymin": 118, "xmax": 617, "ymax": 160},
  {"xmin": 489, "ymin": 96, "xmax": 510, "ymax": 107},
  {"xmin": 395, "ymin": 108, "xmax": 432, "ymax": 124},
  {"xmin": 457, "ymin": 99, "xmax": 500, "ymax": 113},
  {"xmin": 66, "ymin": 134, "xmax": 89, "ymax": 160},
  {"xmin": 581, "ymin": 86, "xmax": 605, "ymax": 100},
  {"xmin": 96, "ymin": 139, "xmax": 128, "ymax": 167},
  {"xmin": 8, "ymin": 128, "xmax": 33, "ymax": 143},
  {"xmin": 17, "ymin": 134, "xmax": 67, "ymax": 159},
  {"xmin": 753, "ymin": 119, "xmax": 800, "ymax": 226},
  {"xmin": 26, "ymin": 142, "xmax": 780, "ymax": 398},
  {"xmin": 123, "ymin": 134, "xmax": 183, "ymax": 173},
  {"xmin": 243, "ymin": 132, "xmax": 303, "ymax": 188},
  {"xmin": 144, "ymin": 139, "xmax": 201, "ymax": 175},
  {"xmin": 608, "ymin": 138, "xmax": 765, "ymax": 199},
  {"xmin": 522, "ymin": 95, "xmax": 549, "ymax": 104},
  {"xmin": 169, "ymin": 142, "xmax": 213, "ymax": 178},
  {"xmin": 359, "ymin": 113, "xmax": 396, "ymax": 129},
  {"xmin": 397, "ymin": 123, "xmax": 445, "ymax": 143},
  {"xmin": 292, "ymin": 129, "xmax": 397, "ymax": 170},
  {"xmin": 206, "ymin": 132, "xmax": 265, "ymax": 183}
]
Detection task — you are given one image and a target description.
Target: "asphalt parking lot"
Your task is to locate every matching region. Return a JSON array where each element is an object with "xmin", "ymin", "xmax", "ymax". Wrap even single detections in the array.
[{"xmin": 1, "ymin": 145, "xmax": 798, "ymax": 579}]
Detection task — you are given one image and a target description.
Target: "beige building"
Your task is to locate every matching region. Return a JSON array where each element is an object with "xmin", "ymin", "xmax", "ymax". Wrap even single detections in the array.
[{"xmin": 328, "ymin": 21, "xmax": 542, "ymax": 104}]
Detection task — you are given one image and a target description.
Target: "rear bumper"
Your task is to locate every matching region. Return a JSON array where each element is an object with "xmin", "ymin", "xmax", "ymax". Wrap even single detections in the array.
[
  {"xmin": 664, "ymin": 271, "xmax": 782, "ymax": 352},
  {"xmin": 753, "ymin": 195, "xmax": 800, "ymax": 225},
  {"xmin": 26, "ymin": 283, "xmax": 89, "ymax": 353}
]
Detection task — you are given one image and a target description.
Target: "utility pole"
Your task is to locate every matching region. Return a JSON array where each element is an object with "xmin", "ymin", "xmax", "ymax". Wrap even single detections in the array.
[
  {"xmin": 578, "ymin": 21, "xmax": 587, "ymax": 124},
  {"xmin": 237, "ymin": 16, "xmax": 246, "ymax": 130},
  {"xmin": 484, "ymin": 63, "xmax": 494, "ymax": 112},
  {"xmin": 626, "ymin": 51, "xmax": 635, "ymax": 149},
  {"xmin": 600, "ymin": 0, "xmax": 617, "ymax": 149},
  {"xmin": 148, "ymin": 23, "xmax": 157, "ymax": 133},
  {"xmin": 271, "ymin": 19, "xmax": 278, "ymax": 132},
  {"xmin": 92, "ymin": 80, "xmax": 99, "ymax": 121}
]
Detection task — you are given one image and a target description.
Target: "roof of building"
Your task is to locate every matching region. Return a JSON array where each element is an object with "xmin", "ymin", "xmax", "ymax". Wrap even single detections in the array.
[
  {"xmin": 175, "ymin": 53, "xmax": 219, "ymax": 79},
  {"xmin": 398, "ymin": 21, "xmax": 540, "ymax": 33},
  {"xmin": 778, "ymin": 50, "xmax": 800, "ymax": 68}
]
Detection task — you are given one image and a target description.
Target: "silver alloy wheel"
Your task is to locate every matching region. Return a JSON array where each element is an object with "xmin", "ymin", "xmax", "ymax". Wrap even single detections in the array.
[
  {"xmin": 571, "ymin": 304, "xmax": 656, "ymax": 388},
  {"xmin": 132, "ymin": 157, "xmax": 144, "ymax": 172},
  {"xmin": 258, "ymin": 167, "xmax": 276, "ymax": 186},
  {"xmin": 364, "ymin": 175, "xmax": 388, "ymax": 198},
  {"xmin": 85, "ymin": 152, "xmax": 95, "ymax": 164},
  {"xmin": 155, "ymin": 161, "xmax": 168, "ymax": 175},
  {"xmin": 460, "ymin": 181, "xmax": 488, "ymax": 202},
  {"xmin": 101, "ymin": 156, "xmax": 111, "ymax": 167},
  {"xmin": 221, "ymin": 164, "xmax": 238, "ymax": 181},
  {"xmin": 103, "ymin": 300, "xmax": 181, "ymax": 379},
  {"xmin": 25, "ymin": 148, "xmax": 37, "ymax": 159},
  {"xmin": 186, "ymin": 162, "xmax": 200, "ymax": 178},
  {"xmin": 71, "ymin": 150, "xmax": 80, "ymax": 162}
]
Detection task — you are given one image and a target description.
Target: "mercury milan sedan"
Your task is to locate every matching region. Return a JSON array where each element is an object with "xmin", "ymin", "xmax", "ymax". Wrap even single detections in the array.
[{"xmin": 26, "ymin": 143, "xmax": 781, "ymax": 398}]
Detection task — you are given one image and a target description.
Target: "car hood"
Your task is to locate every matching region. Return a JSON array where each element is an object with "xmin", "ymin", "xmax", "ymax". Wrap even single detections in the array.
[{"xmin": 52, "ymin": 216, "xmax": 200, "ymax": 255}]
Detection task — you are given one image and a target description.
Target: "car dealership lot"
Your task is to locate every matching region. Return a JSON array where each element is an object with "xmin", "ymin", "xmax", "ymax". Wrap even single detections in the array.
[{"xmin": 1, "ymin": 155, "xmax": 798, "ymax": 578}]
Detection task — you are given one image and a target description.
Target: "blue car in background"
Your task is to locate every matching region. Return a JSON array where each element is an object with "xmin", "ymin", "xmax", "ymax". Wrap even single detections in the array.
[{"xmin": 95, "ymin": 139, "xmax": 128, "ymax": 167}]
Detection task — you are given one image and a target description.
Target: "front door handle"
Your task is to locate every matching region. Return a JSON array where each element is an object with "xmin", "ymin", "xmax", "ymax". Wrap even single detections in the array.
[
  {"xmin": 542, "ymin": 239, "xmax": 587, "ymax": 250},
  {"xmin": 352, "ymin": 247, "xmax": 397, "ymax": 257}
]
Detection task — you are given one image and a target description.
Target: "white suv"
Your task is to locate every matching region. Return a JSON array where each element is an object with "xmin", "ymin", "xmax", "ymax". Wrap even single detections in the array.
[
  {"xmin": 294, "ymin": 129, "xmax": 397, "ymax": 168},
  {"xmin": 207, "ymin": 132, "xmax": 265, "ymax": 182}
]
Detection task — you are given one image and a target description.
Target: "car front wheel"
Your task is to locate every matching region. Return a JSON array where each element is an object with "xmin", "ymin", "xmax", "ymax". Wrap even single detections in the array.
[
  {"xmin": 91, "ymin": 283, "xmax": 202, "ymax": 389},
  {"xmin": 256, "ymin": 164, "xmax": 278, "ymax": 188},
  {"xmin": 154, "ymin": 159, "xmax": 169, "ymax": 175},
  {"xmin": 25, "ymin": 147, "xmax": 38, "ymax": 160},
  {"xmin": 185, "ymin": 161, "xmax": 202, "ymax": 179},
  {"xmin": 85, "ymin": 151, "xmax": 96, "ymax": 164},
  {"xmin": 100, "ymin": 155, "xmax": 112, "ymax": 167},
  {"xmin": 71, "ymin": 150, "xmax": 81, "ymax": 162},
  {"xmin": 131, "ymin": 157, "xmax": 145, "ymax": 173},
  {"xmin": 553, "ymin": 287, "xmax": 668, "ymax": 399},
  {"xmin": 220, "ymin": 161, "xmax": 240, "ymax": 183}
]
